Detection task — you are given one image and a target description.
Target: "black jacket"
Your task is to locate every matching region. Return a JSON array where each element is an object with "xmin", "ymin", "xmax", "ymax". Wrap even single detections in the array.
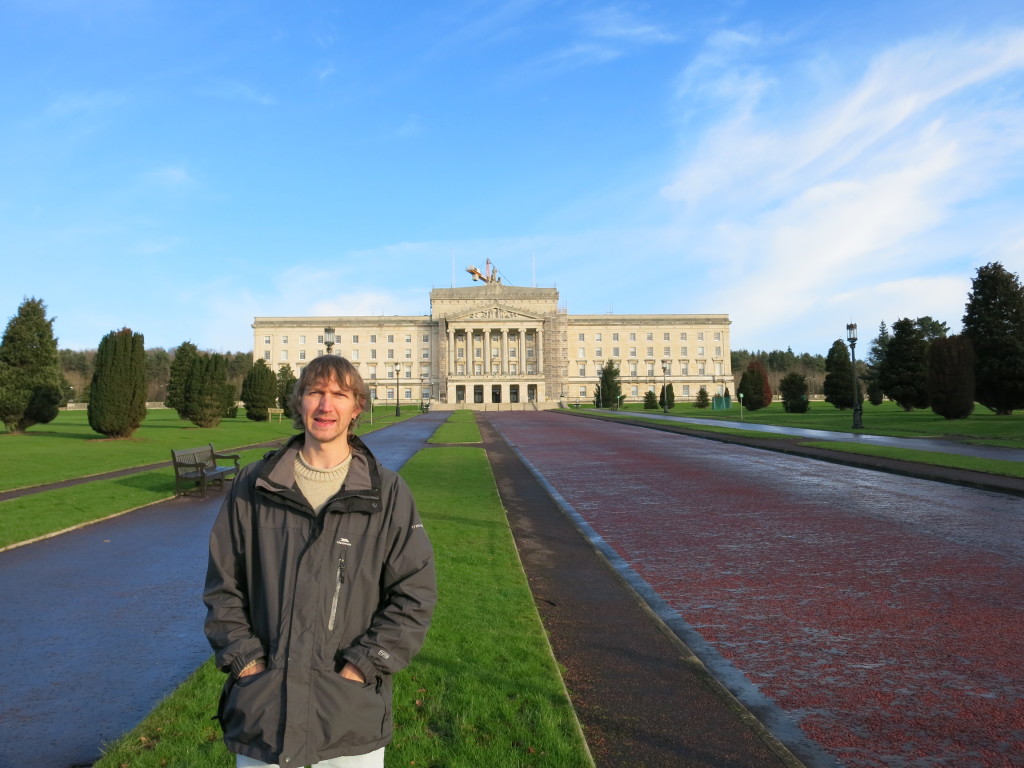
[{"xmin": 203, "ymin": 434, "xmax": 436, "ymax": 765}]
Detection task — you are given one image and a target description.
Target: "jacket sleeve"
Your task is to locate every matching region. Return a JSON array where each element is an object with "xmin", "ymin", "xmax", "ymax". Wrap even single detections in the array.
[
  {"xmin": 341, "ymin": 473, "xmax": 436, "ymax": 681},
  {"xmin": 202, "ymin": 470, "xmax": 267, "ymax": 677}
]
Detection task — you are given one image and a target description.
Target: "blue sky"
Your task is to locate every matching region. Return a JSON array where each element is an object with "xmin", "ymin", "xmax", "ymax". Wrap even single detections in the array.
[{"xmin": 3, "ymin": 1, "xmax": 1023, "ymax": 356}]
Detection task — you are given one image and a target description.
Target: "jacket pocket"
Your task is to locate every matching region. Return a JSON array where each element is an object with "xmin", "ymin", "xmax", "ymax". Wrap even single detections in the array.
[
  {"xmin": 313, "ymin": 670, "xmax": 391, "ymax": 754},
  {"xmin": 219, "ymin": 668, "xmax": 282, "ymax": 756}
]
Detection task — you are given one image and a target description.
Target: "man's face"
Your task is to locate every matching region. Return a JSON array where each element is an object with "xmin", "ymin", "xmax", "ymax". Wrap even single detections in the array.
[{"xmin": 301, "ymin": 375, "xmax": 363, "ymax": 447}]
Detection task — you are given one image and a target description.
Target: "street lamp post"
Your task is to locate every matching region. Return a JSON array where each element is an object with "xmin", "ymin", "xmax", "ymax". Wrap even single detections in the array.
[
  {"xmin": 846, "ymin": 323, "xmax": 864, "ymax": 429},
  {"xmin": 324, "ymin": 326, "xmax": 335, "ymax": 355},
  {"xmin": 661, "ymin": 360, "xmax": 670, "ymax": 413},
  {"xmin": 395, "ymin": 384, "xmax": 401, "ymax": 417}
]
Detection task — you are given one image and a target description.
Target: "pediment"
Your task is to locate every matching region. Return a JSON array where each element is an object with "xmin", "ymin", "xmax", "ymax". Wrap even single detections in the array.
[{"xmin": 447, "ymin": 303, "xmax": 545, "ymax": 322}]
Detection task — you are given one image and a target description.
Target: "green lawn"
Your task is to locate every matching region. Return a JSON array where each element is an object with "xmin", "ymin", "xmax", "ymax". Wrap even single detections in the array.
[
  {"xmin": 428, "ymin": 409, "xmax": 483, "ymax": 443},
  {"xmin": 0, "ymin": 407, "xmax": 418, "ymax": 493},
  {"xmin": 93, "ymin": 447, "xmax": 592, "ymax": 768}
]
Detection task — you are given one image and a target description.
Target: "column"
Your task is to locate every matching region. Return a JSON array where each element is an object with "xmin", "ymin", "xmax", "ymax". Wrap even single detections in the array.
[
  {"xmin": 537, "ymin": 327, "xmax": 545, "ymax": 374},
  {"xmin": 501, "ymin": 328, "xmax": 509, "ymax": 375}
]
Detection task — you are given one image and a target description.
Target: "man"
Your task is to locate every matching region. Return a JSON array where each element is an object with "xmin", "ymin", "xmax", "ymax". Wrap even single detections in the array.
[{"xmin": 204, "ymin": 355, "xmax": 436, "ymax": 768}]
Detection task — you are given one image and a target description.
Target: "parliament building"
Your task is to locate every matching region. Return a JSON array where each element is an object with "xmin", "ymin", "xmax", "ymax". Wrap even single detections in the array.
[{"xmin": 252, "ymin": 270, "xmax": 731, "ymax": 410}]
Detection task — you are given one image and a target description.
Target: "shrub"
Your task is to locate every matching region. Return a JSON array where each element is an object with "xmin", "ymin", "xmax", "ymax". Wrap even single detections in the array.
[{"xmin": 88, "ymin": 328, "xmax": 147, "ymax": 438}]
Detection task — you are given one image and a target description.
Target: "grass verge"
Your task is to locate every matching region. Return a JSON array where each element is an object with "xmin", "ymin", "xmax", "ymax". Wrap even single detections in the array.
[
  {"xmin": 93, "ymin": 447, "xmax": 592, "ymax": 768},
  {"xmin": 428, "ymin": 410, "xmax": 483, "ymax": 443},
  {"xmin": 798, "ymin": 440, "xmax": 1024, "ymax": 478}
]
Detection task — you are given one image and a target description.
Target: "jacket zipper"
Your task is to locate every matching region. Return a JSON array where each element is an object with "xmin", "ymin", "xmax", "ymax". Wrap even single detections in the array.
[{"xmin": 328, "ymin": 553, "xmax": 347, "ymax": 632}]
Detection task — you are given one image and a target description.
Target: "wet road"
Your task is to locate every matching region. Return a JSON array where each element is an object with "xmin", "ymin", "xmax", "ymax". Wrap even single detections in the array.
[
  {"xmin": 486, "ymin": 411, "xmax": 1024, "ymax": 768},
  {"xmin": 0, "ymin": 412, "xmax": 447, "ymax": 768}
]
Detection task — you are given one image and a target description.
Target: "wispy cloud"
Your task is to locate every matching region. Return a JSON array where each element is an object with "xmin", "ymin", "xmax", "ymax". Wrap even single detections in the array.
[
  {"xmin": 145, "ymin": 165, "xmax": 195, "ymax": 188},
  {"xmin": 578, "ymin": 5, "xmax": 677, "ymax": 45},
  {"xmin": 45, "ymin": 90, "xmax": 126, "ymax": 118},
  {"xmin": 203, "ymin": 80, "xmax": 276, "ymax": 106},
  {"xmin": 661, "ymin": 26, "xmax": 1024, "ymax": 345}
]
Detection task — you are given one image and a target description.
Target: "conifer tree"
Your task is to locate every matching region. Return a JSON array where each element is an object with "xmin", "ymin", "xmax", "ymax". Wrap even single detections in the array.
[
  {"xmin": 277, "ymin": 363, "xmax": 298, "ymax": 417},
  {"xmin": 643, "ymin": 390, "xmax": 659, "ymax": 409},
  {"xmin": 595, "ymin": 359, "xmax": 621, "ymax": 409},
  {"xmin": 0, "ymin": 297, "xmax": 63, "ymax": 433},
  {"xmin": 694, "ymin": 386, "xmax": 710, "ymax": 408},
  {"xmin": 88, "ymin": 328, "xmax": 147, "ymax": 437},
  {"xmin": 929, "ymin": 335, "xmax": 975, "ymax": 420},
  {"xmin": 962, "ymin": 261, "xmax": 1024, "ymax": 415},
  {"xmin": 737, "ymin": 359, "xmax": 771, "ymax": 410},
  {"xmin": 823, "ymin": 339, "xmax": 854, "ymax": 409},
  {"xmin": 185, "ymin": 353, "xmax": 228, "ymax": 428},
  {"xmin": 779, "ymin": 371, "xmax": 810, "ymax": 413},
  {"xmin": 242, "ymin": 359, "xmax": 279, "ymax": 421},
  {"xmin": 165, "ymin": 341, "xmax": 198, "ymax": 419},
  {"xmin": 879, "ymin": 318, "xmax": 930, "ymax": 411}
]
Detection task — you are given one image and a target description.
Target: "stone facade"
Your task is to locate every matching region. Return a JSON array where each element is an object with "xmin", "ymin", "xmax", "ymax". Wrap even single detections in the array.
[{"xmin": 252, "ymin": 283, "xmax": 731, "ymax": 409}]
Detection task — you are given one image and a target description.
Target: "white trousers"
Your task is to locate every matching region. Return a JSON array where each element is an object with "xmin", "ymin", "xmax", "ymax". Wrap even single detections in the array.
[{"xmin": 236, "ymin": 747, "xmax": 385, "ymax": 768}]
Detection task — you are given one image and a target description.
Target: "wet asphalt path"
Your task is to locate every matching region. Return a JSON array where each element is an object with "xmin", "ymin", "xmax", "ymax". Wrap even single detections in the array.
[
  {"xmin": 624, "ymin": 411, "xmax": 1024, "ymax": 462},
  {"xmin": 486, "ymin": 411, "xmax": 1024, "ymax": 768},
  {"xmin": 0, "ymin": 412, "xmax": 447, "ymax": 768}
]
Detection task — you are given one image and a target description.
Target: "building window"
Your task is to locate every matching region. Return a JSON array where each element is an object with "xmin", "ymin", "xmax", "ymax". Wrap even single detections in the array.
[
  {"xmin": 388, "ymin": 335, "xmax": 394, "ymax": 343},
  {"xmin": 422, "ymin": 350, "xmax": 429, "ymax": 358},
  {"xmin": 646, "ymin": 333, "xmax": 653, "ymax": 341},
  {"xmin": 683, "ymin": 385, "xmax": 691, "ymax": 397},
  {"xmin": 595, "ymin": 333, "xmax": 602, "ymax": 341},
  {"xmin": 698, "ymin": 363, "xmax": 706, "ymax": 375},
  {"xmin": 630, "ymin": 332, "xmax": 636, "ymax": 341},
  {"xmin": 405, "ymin": 388, "xmax": 413, "ymax": 400},
  {"xmin": 647, "ymin": 347, "xmax": 654, "ymax": 357},
  {"xmin": 406, "ymin": 349, "xmax": 412, "ymax": 359},
  {"xmin": 579, "ymin": 364, "xmax": 586, "ymax": 376},
  {"xmin": 612, "ymin": 333, "xmax": 619, "ymax": 341},
  {"xmin": 578, "ymin": 333, "xmax": 585, "ymax": 341},
  {"xmin": 281, "ymin": 335, "xmax": 288, "ymax": 344},
  {"xmin": 595, "ymin": 347, "xmax": 602, "ymax": 357},
  {"xmin": 680, "ymin": 332, "xmax": 688, "ymax": 341},
  {"xmin": 577, "ymin": 347, "xmax": 585, "ymax": 358},
  {"xmin": 422, "ymin": 334, "xmax": 429, "ymax": 343},
  {"xmin": 387, "ymin": 349, "xmax": 394, "ymax": 359},
  {"xmin": 714, "ymin": 332, "xmax": 721, "ymax": 341},
  {"xmin": 631, "ymin": 386, "xmax": 638, "ymax": 397},
  {"xmin": 698, "ymin": 332, "xmax": 705, "ymax": 341},
  {"xmin": 405, "ymin": 335, "xmax": 412, "ymax": 343},
  {"xmin": 263, "ymin": 351, "xmax": 271, "ymax": 360},
  {"xmin": 682, "ymin": 362, "xmax": 689, "ymax": 375},
  {"xmin": 698, "ymin": 346, "xmax": 705, "ymax": 356},
  {"xmin": 629, "ymin": 363, "xmax": 637, "ymax": 376},
  {"xmin": 663, "ymin": 347, "xmax": 670, "ymax": 356},
  {"xmin": 280, "ymin": 350, "xmax": 288, "ymax": 361},
  {"xmin": 352, "ymin": 335, "xmax": 359, "ymax": 343},
  {"xmin": 629, "ymin": 347, "xmax": 636, "ymax": 357},
  {"xmin": 370, "ymin": 334, "xmax": 377, "ymax": 344},
  {"xmin": 612, "ymin": 347, "xmax": 620, "ymax": 357},
  {"xmin": 458, "ymin": 348, "xmax": 465, "ymax": 359},
  {"xmin": 681, "ymin": 346, "xmax": 688, "ymax": 356},
  {"xmin": 299, "ymin": 350, "xmax": 307, "ymax": 361},
  {"xmin": 579, "ymin": 386, "xmax": 587, "ymax": 397},
  {"xmin": 371, "ymin": 349, "xmax": 377, "ymax": 359},
  {"xmin": 351, "ymin": 350, "xmax": 359, "ymax": 360},
  {"xmin": 663, "ymin": 333, "xmax": 670, "ymax": 341}
]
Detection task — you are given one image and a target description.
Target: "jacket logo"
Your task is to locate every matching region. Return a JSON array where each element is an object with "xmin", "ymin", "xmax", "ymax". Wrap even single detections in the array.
[
  {"xmin": 377, "ymin": 649, "xmax": 391, "ymax": 660},
  {"xmin": 336, "ymin": 537, "xmax": 351, "ymax": 546}
]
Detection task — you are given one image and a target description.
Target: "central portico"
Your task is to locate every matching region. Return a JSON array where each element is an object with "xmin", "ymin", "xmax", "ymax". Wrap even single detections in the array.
[{"xmin": 430, "ymin": 283, "xmax": 566, "ymax": 406}]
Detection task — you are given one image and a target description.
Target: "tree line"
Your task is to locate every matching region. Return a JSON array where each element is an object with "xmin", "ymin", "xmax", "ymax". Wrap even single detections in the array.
[
  {"xmin": 815, "ymin": 262, "xmax": 1024, "ymax": 418},
  {"xmin": 0, "ymin": 298, "xmax": 300, "ymax": 437}
]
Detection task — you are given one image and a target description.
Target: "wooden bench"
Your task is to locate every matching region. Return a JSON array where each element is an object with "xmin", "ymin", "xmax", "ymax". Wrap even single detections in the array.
[{"xmin": 171, "ymin": 444, "xmax": 241, "ymax": 497}]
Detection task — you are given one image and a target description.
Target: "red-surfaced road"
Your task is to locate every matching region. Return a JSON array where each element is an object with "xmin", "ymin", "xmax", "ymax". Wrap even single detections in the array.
[{"xmin": 486, "ymin": 411, "xmax": 1024, "ymax": 768}]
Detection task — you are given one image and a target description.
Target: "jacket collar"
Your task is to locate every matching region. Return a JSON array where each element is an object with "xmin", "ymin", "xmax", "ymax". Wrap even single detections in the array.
[{"xmin": 255, "ymin": 432, "xmax": 382, "ymax": 508}]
